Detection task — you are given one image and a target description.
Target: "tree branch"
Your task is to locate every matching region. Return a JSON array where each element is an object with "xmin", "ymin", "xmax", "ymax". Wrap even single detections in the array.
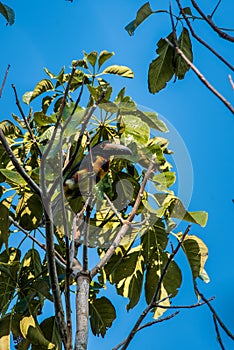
[
  {"xmin": 11, "ymin": 84, "xmax": 42, "ymax": 156},
  {"xmin": 0, "ymin": 128, "xmax": 42, "ymax": 196},
  {"xmin": 112, "ymin": 312, "xmax": 179, "ymax": 350},
  {"xmin": 120, "ymin": 225, "xmax": 191, "ymax": 350},
  {"xmin": 195, "ymin": 285, "xmax": 234, "ymax": 341},
  {"xmin": 213, "ymin": 314, "xmax": 225, "ymax": 350},
  {"xmin": 90, "ymin": 154, "xmax": 157, "ymax": 278},
  {"xmin": 0, "ymin": 64, "xmax": 10, "ymax": 98},
  {"xmin": 165, "ymin": 38, "xmax": 234, "ymax": 114},
  {"xmin": 191, "ymin": 0, "xmax": 234, "ymax": 42},
  {"xmin": 176, "ymin": 0, "xmax": 234, "ymax": 72}
]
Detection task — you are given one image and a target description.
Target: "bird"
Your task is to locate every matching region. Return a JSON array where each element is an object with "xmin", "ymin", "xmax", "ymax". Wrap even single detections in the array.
[{"xmin": 63, "ymin": 141, "xmax": 132, "ymax": 212}]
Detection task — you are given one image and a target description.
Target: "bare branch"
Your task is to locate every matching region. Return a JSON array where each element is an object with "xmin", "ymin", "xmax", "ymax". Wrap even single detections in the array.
[
  {"xmin": 104, "ymin": 193, "xmax": 125, "ymax": 224},
  {"xmin": 176, "ymin": 0, "xmax": 234, "ymax": 72},
  {"xmin": 112, "ymin": 312, "xmax": 179, "ymax": 350},
  {"xmin": 155, "ymin": 297, "xmax": 215, "ymax": 309},
  {"xmin": 228, "ymin": 75, "xmax": 234, "ymax": 90},
  {"xmin": 120, "ymin": 225, "xmax": 191, "ymax": 350},
  {"xmin": 213, "ymin": 314, "xmax": 225, "ymax": 350},
  {"xmin": 0, "ymin": 64, "xmax": 10, "ymax": 98},
  {"xmin": 165, "ymin": 38, "xmax": 234, "ymax": 114},
  {"xmin": 195, "ymin": 285, "xmax": 234, "ymax": 341},
  {"xmin": 11, "ymin": 84, "xmax": 42, "ymax": 156},
  {"xmin": 191, "ymin": 0, "xmax": 234, "ymax": 42},
  {"xmin": 0, "ymin": 128, "xmax": 42, "ymax": 196},
  {"xmin": 90, "ymin": 154, "xmax": 157, "ymax": 278}
]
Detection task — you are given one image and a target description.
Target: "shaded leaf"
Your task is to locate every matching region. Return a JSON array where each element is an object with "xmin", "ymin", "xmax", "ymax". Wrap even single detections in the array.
[
  {"xmin": 0, "ymin": 169, "xmax": 27, "ymax": 186},
  {"xmin": 0, "ymin": 314, "xmax": 11, "ymax": 350},
  {"xmin": 32, "ymin": 317, "xmax": 61, "ymax": 350},
  {"xmin": 89, "ymin": 297, "xmax": 116, "ymax": 337},
  {"xmin": 125, "ymin": 2, "xmax": 153, "ymax": 36},
  {"xmin": 148, "ymin": 33, "xmax": 174, "ymax": 93},
  {"xmin": 0, "ymin": 2, "xmax": 14, "ymax": 25},
  {"xmin": 33, "ymin": 112, "xmax": 57, "ymax": 126},
  {"xmin": 0, "ymin": 198, "xmax": 12, "ymax": 247},
  {"xmin": 175, "ymin": 28, "xmax": 193, "ymax": 80},
  {"xmin": 102, "ymin": 65, "xmax": 134, "ymax": 78},
  {"xmin": 16, "ymin": 193, "xmax": 43, "ymax": 230}
]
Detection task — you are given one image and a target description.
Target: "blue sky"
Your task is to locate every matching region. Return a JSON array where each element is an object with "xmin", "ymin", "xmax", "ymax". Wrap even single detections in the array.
[{"xmin": 1, "ymin": 1, "xmax": 234, "ymax": 349}]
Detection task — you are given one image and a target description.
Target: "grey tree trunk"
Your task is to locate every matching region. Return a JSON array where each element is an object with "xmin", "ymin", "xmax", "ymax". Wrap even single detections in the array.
[{"xmin": 75, "ymin": 275, "xmax": 90, "ymax": 350}]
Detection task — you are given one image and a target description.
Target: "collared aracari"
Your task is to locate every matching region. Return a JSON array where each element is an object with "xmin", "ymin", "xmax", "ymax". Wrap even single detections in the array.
[{"xmin": 63, "ymin": 142, "xmax": 132, "ymax": 203}]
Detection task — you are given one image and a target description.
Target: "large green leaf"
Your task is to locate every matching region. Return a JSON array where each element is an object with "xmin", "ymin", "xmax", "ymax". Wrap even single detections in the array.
[
  {"xmin": 102, "ymin": 65, "xmax": 134, "ymax": 78},
  {"xmin": 0, "ymin": 169, "xmax": 27, "ymax": 186},
  {"xmin": 122, "ymin": 114, "xmax": 150, "ymax": 145},
  {"xmin": 32, "ymin": 317, "xmax": 61, "ymax": 350},
  {"xmin": 115, "ymin": 246, "xmax": 144, "ymax": 310},
  {"xmin": 0, "ymin": 314, "xmax": 11, "ymax": 350},
  {"xmin": 148, "ymin": 33, "xmax": 175, "ymax": 93},
  {"xmin": 89, "ymin": 297, "xmax": 116, "ymax": 337},
  {"xmin": 15, "ymin": 193, "xmax": 43, "ymax": 230},
  {"xmin": 125, "ymin": 2, "xmax": 153, "ymax": 36},
  {"xmin": 20, "ymin": 315, "xmax": 55, "ymax": 348},
  {"xmin": 98, "ymin": 50, "xmax": 114, "ymax": 70},
  {"xmin": 182, "ymin": 234, "xmax": 209, "ymax": 281},
  {"xmin": 175, "ymin": 28, "xmax": 193, "ymax": 80},
  {"xmin": 23, "ymin": 79, "xmax": 54, "ymax": 104},
  {"xmin": 136, "ymin": 110, "xmax": 168, "ymax": 132},
  {"xmin": 0, "ymin": 2, "xmax": 14, "ymax": 25}
]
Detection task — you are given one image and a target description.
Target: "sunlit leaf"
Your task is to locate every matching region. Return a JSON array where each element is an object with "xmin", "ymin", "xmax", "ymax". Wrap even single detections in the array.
[
  {"xmin": 98, "ymin": 50, "xmax": 114, "ymax": 70},
  {"xmin": 84, "ymin": 51, "xmax": 98, "ymax": 67},
  {"xmin": 89, "ymin": 297, "xmax": 116, "ymax": 337},
  {"xmin": 0, "ymin": 2, "xmax": 14, "ymax": 25},
  {"xmin": 102, "ymin": 65, "xmax": 134, "ymax": 78},
  {"xmin": 148, "ymin": 33, "xmax": 174, "ymax": 93},
  {"xmin": 125, "ymin": 2, "xmax": 153, "ymax": 36},
  {"xmin": 0, "ymin": 169, "xmax": 27, "ymax": 186},
  {"xmin": 136, "ymin": 110, "xmax": 168, "ymax": 132},
  {"xmin": 23, "ymin": 79, "xmax": 54, "ymax": 104},
  {"xmin": 182, "ymin": 234, "xmax": 209, "ymax": 281}
]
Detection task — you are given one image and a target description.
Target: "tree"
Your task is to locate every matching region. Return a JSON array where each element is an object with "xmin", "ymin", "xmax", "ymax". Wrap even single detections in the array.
[{"xmin": 0, "ymin": 1, "xmax": 233, "ymax": 350}]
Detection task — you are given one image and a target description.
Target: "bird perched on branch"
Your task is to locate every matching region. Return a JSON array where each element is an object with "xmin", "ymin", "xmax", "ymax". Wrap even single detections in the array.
[{"xmin": 63, "ymin": 142, "xmax": 132, "ymax": 210}]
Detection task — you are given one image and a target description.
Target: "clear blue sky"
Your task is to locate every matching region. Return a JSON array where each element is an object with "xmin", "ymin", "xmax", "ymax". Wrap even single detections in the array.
[{"xmin": 1, "ymin": 1, "xmax": 234, "ymax": 349}]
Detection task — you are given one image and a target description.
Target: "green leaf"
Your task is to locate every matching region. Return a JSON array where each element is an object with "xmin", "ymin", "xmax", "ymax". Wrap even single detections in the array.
[
  {"xmin": 175, "ymin": 28, "xmax": 193, "ymax": 80},
  {"xmin": 122, "ymin": 114, "xmax": 150, "ymax": 145},
  {"xmin": 16, "ymin": 193, "xmax": 43, "ymax": 230},
  {"xmin": 102, "ymin": 65, "xmax": 134, "ymax": 78},
  {"xmin": 0, "ymin": 314, "xmax": 11, "ymax": 350},
  {"xmin": 32, "ymin": 317, "xmax": 61, "ymax": 350},
  {"xmin": 152, "ymin": 171, "xmax": 176, "ymax": 191},
  {"xmin": 23, "ymin": 79, "xmax": 54, "ymax": 104},
  {"xmin": 84, "ymin": 51, "xmax": 98, "ymax": 67},
  {"xmin": 0, "ymin": 2, "xmax": 14, "ymax": 25},
  {"xmin": 33, "ymin": 112, "xmax": 57, "ymax": 126},
  {"xmin": 148, "ymin": 33, "xmax": 175, "ymax": 93},
  {"xmin": 0, "ymin": 198, "xmax": 12, "ymax": 248},
  {"xmin": 0, "ymin": 169, "xmax": 27, "ymax": 186},
  {"xmin": 98, "ymin": 50, "xmax": 114, "ymax": 70},
  {"xmin": 182, "ymin": 235, "xmax": 209, "ymax": 281},
  {"xmin": 89, "ymin": 297, "xmax": 116, "ymax": 337},
  {"xmin": 20, "ymin": 315, "xmax": 55, "ymax": 348},
  {"xmin": 125, "ymin": 2, "xmax": 153, "ymax": 36},
  {"xmin": 136, "ymin": 110, "xmax": 168, "ymax": 132}
]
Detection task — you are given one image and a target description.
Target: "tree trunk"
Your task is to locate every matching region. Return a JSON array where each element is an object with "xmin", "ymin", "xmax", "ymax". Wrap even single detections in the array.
[{"xmin": 75, "ymin": 274, "xmax": 90, "ymax": 350}]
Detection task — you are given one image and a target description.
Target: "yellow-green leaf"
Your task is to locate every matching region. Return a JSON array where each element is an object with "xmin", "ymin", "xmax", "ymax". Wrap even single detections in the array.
[
  {"xmin": 102, "ymin": 65, "xmax": 134, "ymax": 78},
  {"xmin": 23, "ymin": 79, "xmax": 54, "ymax": 104},
  {"xmin": 20, "ymin": 316, "xmax": 55, "ymax": 348},
  {"xmin": 98, "ymin": 50, "xmax": 114, "ymax": 70}
]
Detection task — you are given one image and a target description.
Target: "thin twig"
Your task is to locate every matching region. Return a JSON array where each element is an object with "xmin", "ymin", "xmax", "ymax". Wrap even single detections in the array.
[
  {"xmin": 155, "ymin": 297, "xmax": 215, "ymax": 309},
  {"xmin": 210, "ymin": 0, "xmax": 222, "ymax": 19},
  {"xmin": 9, "ymin": 216, "xmax": 66, "ymax": 266},
  {"xmin": 104, "ymin": 193, "xmax": 125, "ymax": 224},
  {"xmin": 0, "ymin": 128, "xmax": 42, "ymax": 196},
  {"xmin": 176, "ymin": 0, "xmax": 234, "ymax": 72},
  {"xmin": 165, "ymin": 38, "xmax": 234, "ymax": 114},
  {"xmin": 195, "ymin": 285, "xmax": 234, "ymax": 341},
  {"xmin": 112, "ymin": 312, "xmax": 179, "ymax": 350},
  {"xmin": 90, "ymin": 154, "xmax": 157, "ymax": 278},
  {"xmin": 0, "ymin": 64, "xmax": 10, "ymax": 98},
  {"xmin": 213, "ymin": 314, "xmax": 225, "ymax": 350},
  {"xmin": 120, "ymin": 225, "xmax": 191, "ymax": 350},
  {"xmin": 228, "ymin": 75, "xmax": 234, "ymax": 90},
  {"xmin": 65, "ymin": 236, "xmax": 72, "ymax": 350},
  {"xmin": 11, "ymin": 84, "xmax": 42, "ymax": 156},
  {"xmin": 191, "ymin": 0, "xmax": 234, "ymax": 42}
]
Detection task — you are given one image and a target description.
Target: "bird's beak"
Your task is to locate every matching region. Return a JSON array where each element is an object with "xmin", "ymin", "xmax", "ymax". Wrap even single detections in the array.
[{"xmin": 101, "ymin": 143, "xmax": 132, "ymax": 156}]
